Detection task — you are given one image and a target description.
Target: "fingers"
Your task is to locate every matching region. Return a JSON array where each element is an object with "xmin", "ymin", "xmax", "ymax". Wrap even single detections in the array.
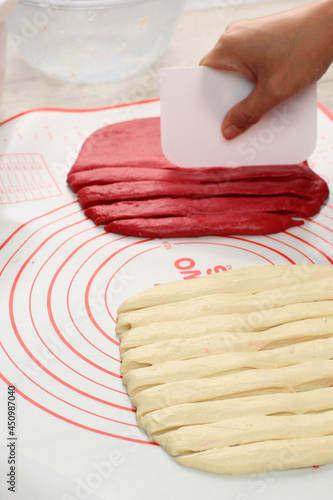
[
  {"xmin": 200, "ymin": 23, "xmax": 294, "ymax": 140},
  {"xmin": 199, "ymin": 52, "xmax": 212, "ymax": 67},
  {"xmin": 199, "ymin": 51, "xmax": 231, "ymax": 72},
  {"xmin": 199, "ymin": 33, "xmax": 237, "ymax": 72},
  {"xmin": 222, "ymin": 84, "xmax": 282, "ymax": 140}
]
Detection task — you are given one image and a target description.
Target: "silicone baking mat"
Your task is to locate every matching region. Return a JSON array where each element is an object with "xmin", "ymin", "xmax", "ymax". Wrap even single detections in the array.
[{"xmin": 0, "ymin": 99, "xmax": 332, "ymax": 500}]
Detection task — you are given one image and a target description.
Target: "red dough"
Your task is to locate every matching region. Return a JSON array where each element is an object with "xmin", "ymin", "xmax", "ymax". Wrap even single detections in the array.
[
  {"xmin": 67, "ymin": 117, "xmax": 329, "ymax": 238},
  {"xmin": 68, "ymin": 117, "xmax": 318, "ymax": 179},
  {"xmin": 105, "ymin": 214, "xmax": 303, "ymax": 238},
  {"xmin": 69, "ymin": 117, "xmax": 172, "ymax": 174},
  {"xmin": 68, "ymin": 159, "xmax": 318, "ymax": 193},
  {"xmin": 85, "ymin": 196, "xmax": 320, "ymax": 225},
  {"xmin": 78, "ymin": 178, "xmax": 327, "ymax": 209}
]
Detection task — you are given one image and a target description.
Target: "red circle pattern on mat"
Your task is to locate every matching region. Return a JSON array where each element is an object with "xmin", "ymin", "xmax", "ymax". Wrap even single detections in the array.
[{"xmin": 1, "ymin": 201, "xmax": 333, "ymax": 444}]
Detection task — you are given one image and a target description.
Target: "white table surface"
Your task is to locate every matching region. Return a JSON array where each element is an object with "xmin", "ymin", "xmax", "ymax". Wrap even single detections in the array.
[{"xmin": 2, "ymin": 0, "xmax": 333, "ymax": 121}]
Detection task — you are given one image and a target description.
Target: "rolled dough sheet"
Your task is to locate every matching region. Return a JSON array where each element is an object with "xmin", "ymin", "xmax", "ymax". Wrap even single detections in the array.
[{"xmin": 116, "ymin": 264, "xmax": 333, "ymax": 475}]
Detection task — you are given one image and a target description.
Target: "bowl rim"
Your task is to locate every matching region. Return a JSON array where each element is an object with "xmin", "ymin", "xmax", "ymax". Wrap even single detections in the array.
[{"xmin": 17, "ymin": 0, "xmax": 159, "ymax": 9}]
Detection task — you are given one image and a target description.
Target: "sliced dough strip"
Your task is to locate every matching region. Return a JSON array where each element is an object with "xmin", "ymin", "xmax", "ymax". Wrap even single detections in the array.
[
  {"xmin": 119, "ymin": 301, "xmax": 333, "ymax": 352},
  {"xmin": 132, "ymin": 360, "xmax": 333, "ymax": 417},
  {"xmin": 68, "ymin": 160, "xmax": 319, "ymax": 189},
  {"xmin": 118, "ymin": 264, "xmax": 332, "ymax": 313},
  {"xmin": 123, "ymin": 337, "xmax": 333, "ymax": 396},
  {"xmin": 105, "ymin": 213, "xmax": 303, "ymax": 238},
  {"xmin": 138, "ymin": 387, "xmax": 333, "ymax": 436},
  {"xmin": 176, "ymin": 435, "xmax": 333, "ymax": 475},
  {"xmin": 155, "ymin": 411, "xmax": 333, "ymax": 456},
  {"xmin": 84, "ymin": 195, "xmax": 320, "ymax": 223},
  {"xmin": 120, "ymin": 316, "xmax": 333, "ymax": 374},
  {"xmin": 116, "ymin": 276, "xmax": 333, "ymax": 333},
  {"xmin": 78, "ymin": 177, "xmax": 324, "ymax": 209}
]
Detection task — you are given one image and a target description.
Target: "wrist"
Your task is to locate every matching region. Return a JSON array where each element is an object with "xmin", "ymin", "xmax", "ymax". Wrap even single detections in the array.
[{"xmin": 296, "ymin": 0, "xmax": 333, "ymax": 66}]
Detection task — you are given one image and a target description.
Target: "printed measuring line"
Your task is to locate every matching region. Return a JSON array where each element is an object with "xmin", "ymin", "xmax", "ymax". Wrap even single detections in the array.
[{"xmin": 7, "ymin": 385, "xmax": 17, "ymax": 493}]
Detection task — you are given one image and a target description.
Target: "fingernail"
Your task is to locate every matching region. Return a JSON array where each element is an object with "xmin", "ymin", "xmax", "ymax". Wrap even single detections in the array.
[{"xmin": 223, "ymin": 124, "xmax": 243, "ymax": 140}]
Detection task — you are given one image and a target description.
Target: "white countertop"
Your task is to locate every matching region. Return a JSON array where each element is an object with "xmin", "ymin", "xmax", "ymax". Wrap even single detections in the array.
[{"xmin": 2, "ymin": 0, "xmax": 333, "ymax": 121}]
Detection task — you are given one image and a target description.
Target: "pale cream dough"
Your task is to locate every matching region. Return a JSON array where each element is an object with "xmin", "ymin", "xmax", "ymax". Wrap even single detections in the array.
[
  {"xmin": 116, "ymin": 276, "xmax": 333, "ymax": 333},
  {"xmin": 138, "ymin": 387, "xmax": 333, "ymax": 436},
  {"xmin": 118, "ymin": 264, "xmax": 332, "ymax": 314},
  {"xmin": 120, "ymin": 316, "xmax": 333, "ymax": 374},
  {"xmin": 176, "ymin": 435, "xmax": 333, "ymax": 476},
  {"xmin": 155, "ymin": 411, "xmax": 333, "ymax": 456},
  {"xmin": 132, "ymin": 360, "xmax": 333, "ymax": 417},
  {"xmin": 116, "ymin": 264, "xmax": 333, "ymax": 475},
  {"xmin": 119, "ymin": 300, "xmax": 333, "ymax": 352},
  {"xmin": 123, "ymin": 337, "xmax": 333, "ymax": 396}
]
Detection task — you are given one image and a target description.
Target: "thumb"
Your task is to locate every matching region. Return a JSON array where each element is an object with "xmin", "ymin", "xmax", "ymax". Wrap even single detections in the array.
[{"xmin": 222, "ymin": 84, "xmax": 278, "ymax": 140}]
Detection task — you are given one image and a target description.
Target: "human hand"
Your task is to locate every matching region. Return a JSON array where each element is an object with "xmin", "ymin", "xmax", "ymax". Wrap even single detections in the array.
[{"xmin": 200, "ymin": 0, "xmax": 333, "ymax": 140}]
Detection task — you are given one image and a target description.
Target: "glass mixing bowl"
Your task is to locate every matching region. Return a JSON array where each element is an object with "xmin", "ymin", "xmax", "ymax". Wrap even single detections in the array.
[{"xmin": 8, "ymin": 0, "xmax": 185, "ymax": 83}]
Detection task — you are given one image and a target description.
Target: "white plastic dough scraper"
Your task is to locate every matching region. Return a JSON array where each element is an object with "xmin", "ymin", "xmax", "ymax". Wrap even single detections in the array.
[{"xmin": 159, "ymin": 66, "xmax": 317, "ymax": 168}]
